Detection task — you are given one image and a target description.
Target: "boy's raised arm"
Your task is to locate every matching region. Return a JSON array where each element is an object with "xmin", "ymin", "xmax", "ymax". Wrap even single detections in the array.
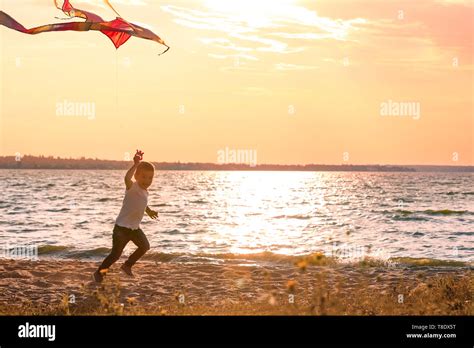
[
  {"xmin": 124, "ymin": 153, "xmax": 141, "ymax": 190},
  {"xmin": 124, "ymin": 162, "xmax": 138, "ymax": 190}
]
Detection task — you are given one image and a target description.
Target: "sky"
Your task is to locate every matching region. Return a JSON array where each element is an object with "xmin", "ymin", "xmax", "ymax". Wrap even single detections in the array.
[{"xmin": 0, "ymin": 0, "xmax": 472, "ymax": 165}]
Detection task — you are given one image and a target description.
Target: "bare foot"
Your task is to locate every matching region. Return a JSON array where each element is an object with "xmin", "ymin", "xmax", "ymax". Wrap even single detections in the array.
[{"xmin": 120, "ymin": 264, "xmax": 134, "ymax": 277}]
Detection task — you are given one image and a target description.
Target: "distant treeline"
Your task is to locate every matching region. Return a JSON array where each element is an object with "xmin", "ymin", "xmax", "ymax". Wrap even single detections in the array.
[{"xmin": 0, "ymin": 155, "xmax": 472, "ymax": 172}]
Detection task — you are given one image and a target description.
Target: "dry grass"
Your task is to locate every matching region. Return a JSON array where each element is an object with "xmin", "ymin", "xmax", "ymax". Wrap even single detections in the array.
[{"xmin": 1, "ymin": 265, "xmax": 471, "ymax": 316}]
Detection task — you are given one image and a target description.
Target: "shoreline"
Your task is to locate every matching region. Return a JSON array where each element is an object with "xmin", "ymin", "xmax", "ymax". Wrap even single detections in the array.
[
  {"xmin": 2, "ymin": 168, "xmax": 474, "ymax": 173},
  {"xmin": 0, "ymin": 258, "xmax": 471, "ymax": 315},
  {"xmin": 1, "ymin": 157, "xmax": 473, "ymax": 172},
  {"xmin": 3, "ymin": 244, "xmax": 472, "ymax": 267}
]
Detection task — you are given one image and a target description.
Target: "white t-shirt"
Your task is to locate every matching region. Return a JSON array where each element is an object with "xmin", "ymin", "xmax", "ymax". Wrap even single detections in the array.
[{"xmin": 115, "ymin": 181, "xmax": 149, "ymax": 230}]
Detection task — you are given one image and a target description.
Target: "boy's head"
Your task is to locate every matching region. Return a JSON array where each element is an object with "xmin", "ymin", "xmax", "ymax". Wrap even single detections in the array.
[{"xmin": 134, "ymin": 161, "xmax": 155, "ymax": 189}]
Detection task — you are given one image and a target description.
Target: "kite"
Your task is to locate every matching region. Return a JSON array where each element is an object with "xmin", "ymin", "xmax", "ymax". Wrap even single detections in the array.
[{"xmin": 0, "ymin": 0, "xmax": 169, "ymax": 54}]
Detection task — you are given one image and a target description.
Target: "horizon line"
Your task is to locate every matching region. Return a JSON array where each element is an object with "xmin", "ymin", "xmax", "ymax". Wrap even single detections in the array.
[{"xmin": 0, "ymin": 154, "xmax": 472, "ymax": 168}]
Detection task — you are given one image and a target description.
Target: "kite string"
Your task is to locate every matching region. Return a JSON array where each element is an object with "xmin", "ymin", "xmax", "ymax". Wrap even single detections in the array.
[
  {"xmin": 104, "ymin": 0, "xmax": 122, "ymax": 18},
  {"xmin": 115, "ymin": 50, "xmax": 118, "ymax": 111}
]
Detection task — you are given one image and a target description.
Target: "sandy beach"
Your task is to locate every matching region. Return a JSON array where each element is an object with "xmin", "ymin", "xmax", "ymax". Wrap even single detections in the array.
[{"xmin": 0, "ymin": 257, "xmax": 471, "ymax": 315}]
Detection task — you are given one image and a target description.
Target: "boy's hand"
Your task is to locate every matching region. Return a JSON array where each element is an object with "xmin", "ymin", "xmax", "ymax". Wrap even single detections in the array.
[
  {"xmin": 133, "ymin": 149, "xmax": 144, "ymax": 165},
  {"xmin": 146, "ymin": 209, "xmax": 158, "ymax": 220}
]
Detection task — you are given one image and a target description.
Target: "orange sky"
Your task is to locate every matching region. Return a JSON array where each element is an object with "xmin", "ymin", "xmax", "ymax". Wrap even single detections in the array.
[{"xmin": 0, "ymin": 0, "xmax": 472, "ymax": 165}]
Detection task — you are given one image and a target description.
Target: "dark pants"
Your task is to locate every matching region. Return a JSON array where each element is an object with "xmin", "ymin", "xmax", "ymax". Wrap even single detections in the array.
[{"xmin": 99, "ymin": 224, "xmax": 150, "ymax": 270}]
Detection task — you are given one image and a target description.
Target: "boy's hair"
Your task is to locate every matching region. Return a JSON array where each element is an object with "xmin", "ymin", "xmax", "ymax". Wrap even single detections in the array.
[{"xmin": 136, "ymin": 161, "xmax": 155, "ymax": 175}]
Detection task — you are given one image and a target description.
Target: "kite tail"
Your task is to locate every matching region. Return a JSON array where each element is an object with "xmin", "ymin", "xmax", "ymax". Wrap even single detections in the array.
[
  {"xmin": 0, "ymin": 11, "xmax": 28, "ymax": 33},
  {"xmin": 159, "ymin": 45, "xmax": 170, "ymax": 56},
  {"xmin": 1, "ymin": 11, "xmax": 95, "ymax": 35}
]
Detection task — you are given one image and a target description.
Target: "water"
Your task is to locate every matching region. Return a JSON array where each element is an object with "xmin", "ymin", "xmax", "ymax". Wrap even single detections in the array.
[{"xmin": 0, "ymin": 170, "xmax": 472, "ymax": 264}]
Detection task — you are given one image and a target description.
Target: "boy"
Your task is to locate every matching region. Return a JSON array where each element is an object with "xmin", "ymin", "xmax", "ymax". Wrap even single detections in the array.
[{"xmin": 93, "ymin": 150, "xmax": 158, "ymax": 283}]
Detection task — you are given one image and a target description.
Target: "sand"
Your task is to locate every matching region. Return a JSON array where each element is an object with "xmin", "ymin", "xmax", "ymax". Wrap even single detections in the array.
[{"xmin": 0, "ymin": 258, "xmax": 472, "ymax": 315}]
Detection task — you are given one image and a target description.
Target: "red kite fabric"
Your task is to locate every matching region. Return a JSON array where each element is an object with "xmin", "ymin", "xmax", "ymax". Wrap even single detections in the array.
[{"xmin": 0, "ymin": 0, "xmax": 169, "ymax": 54}]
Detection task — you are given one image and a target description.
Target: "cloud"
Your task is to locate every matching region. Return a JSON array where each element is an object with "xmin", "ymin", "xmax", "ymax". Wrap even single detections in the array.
[
  {"xmin": 434, "ymin": 0, "xmax": 472, "ymax": 4},
  {"xmin": 274, "ymin": 63, "xmax": 319, "ymax": 71},
  {"xmin": 160, "ymin": 2, "xmax": 366, "ymax": 56},
  {"xmin": 236, "ymin": 86, "xmax": 272, "ymax": 96},
  {"xmin": 160, "ymin": 0, "xmax": 472, "ymax": 72},
  {"xmin": 208, "ymin": 53, "xmax": 258, "ymax": 61}
]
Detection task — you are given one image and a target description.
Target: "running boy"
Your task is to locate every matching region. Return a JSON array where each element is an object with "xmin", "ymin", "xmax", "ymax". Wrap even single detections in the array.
[{"xmin": 93, "ymin": 150, "xmax": 158, "ymax": 282}]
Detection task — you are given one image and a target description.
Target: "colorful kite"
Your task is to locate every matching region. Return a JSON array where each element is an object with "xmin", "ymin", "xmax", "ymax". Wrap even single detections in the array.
[{"xmin": 0, "ymin": 0, "xmax": 169, "ymax": 54}]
